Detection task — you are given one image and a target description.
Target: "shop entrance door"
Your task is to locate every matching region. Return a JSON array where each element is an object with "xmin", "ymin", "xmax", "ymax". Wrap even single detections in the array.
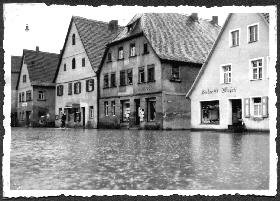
[
  {"xmin": 134, "ymin": 99, "xmax": 140, "ymax": 125},
  {"xmin": 26, "ymin": 111, "xmax": 31, "ymax": 126},
  {"xmin": 231, "ymin": 99, "xmax": 242, "ymax": 124}
]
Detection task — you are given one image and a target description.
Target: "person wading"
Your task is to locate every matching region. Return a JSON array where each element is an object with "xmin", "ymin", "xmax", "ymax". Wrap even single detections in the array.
[{"xmin": 61, "ymin": 113, "xmax": 66, "ymax": 128}]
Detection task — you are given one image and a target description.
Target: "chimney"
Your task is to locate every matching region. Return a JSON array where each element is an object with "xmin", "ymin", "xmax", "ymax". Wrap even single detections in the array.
[
  {"xmin": 211, "ymin": 16, "xmax": 218, "ymax": 24},
  {"xmin": 190, "ymin": 13, "xmax": 198, "ymax": 21},
  {"xmin": 36, "ymin": 46, "xmax": 39, "ymax": 52},
  {"xmin": 108, "ymin": 20, "xmax": 118, "ymax": 32}
]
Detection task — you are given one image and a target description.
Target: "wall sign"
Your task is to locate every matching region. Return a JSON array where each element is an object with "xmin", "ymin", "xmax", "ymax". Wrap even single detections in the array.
[{"xmin": 201, "ymin": 86, "xmax": 236, "ymax": 95}]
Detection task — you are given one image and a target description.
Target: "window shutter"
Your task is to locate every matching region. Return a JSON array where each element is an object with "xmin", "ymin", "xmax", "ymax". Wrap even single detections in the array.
[
  {"xmin": 61, "ymin": 85, "xmax": 64, "ymax": 96},
  {"xmin": 219, "ymin": 66, "xmax": 223, "ymax": 84},
  {"xmin": 92, "ymin": 79, "xmax": 94, "ymax": 91},
  {"xmin": 79, "ymin": 82, "xmax": 81, "ymax": 93},
  {"xmin": 248, "ymin": 60, "xmax": 253, "ymax": 80},
  {"xmin": 244, "ymin": 98, "xmax": 250, "ymax": 118},
  {"xmin": 262, "ymin": 96, "xmax": 268, "ymax": 118},
  {"xmin": 86, "ymin": 80, "xmax": 89, "ymax": 92}
]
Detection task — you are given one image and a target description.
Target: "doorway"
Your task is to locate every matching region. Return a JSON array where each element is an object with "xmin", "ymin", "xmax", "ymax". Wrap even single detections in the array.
[
  {"xmin": 231, "ymin": 99, "xmax": 242, "ymax": 124},
  {"xmin": 26, "ymin": 111, "xmax": 31, "ymax": 126},
  {"xmin": 82, "ymin": 107, "xmax": 85, "ymax": 127},
  {"xmin": 134, "ymin": 99, "xmax": 140, "ymax": 125}
]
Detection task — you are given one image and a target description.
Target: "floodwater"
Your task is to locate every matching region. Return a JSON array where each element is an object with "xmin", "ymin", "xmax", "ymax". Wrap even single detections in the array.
[{"xmin": 10, "ymin": 128, "xmax": 269, "ymax": 190}]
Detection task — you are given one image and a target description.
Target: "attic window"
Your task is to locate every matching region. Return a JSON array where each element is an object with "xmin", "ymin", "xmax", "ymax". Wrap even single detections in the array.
[
  {"xmin": 72, "ymin": 34, "xmax": 76, "ymax": 45},
  {"xmin": 127, "ymin": 21, "xmax": 137, "ymax": 33},
  {"xmin": 72, "ymin": 58, "xmax": 76, "ymax": 69}
]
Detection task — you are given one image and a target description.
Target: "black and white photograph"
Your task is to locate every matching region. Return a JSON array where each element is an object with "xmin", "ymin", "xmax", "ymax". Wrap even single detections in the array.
[{"xmin": 2, "ymin": 3, "xmax": 277, "ymax": 197}]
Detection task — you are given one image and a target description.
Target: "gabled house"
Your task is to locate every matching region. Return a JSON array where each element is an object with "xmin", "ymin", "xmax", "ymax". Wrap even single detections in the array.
[
  {"xmin": 186, "ymin": 13, "xmax": 270, "ymax": 131},
  {"xmin": 98, "ymin": 13, "xmax": 221, "ymax": 129},
  {"xmin": 16, "ymin": 47, "xmax": 60, "ymax": 127},
  {"xmin": 11, "ymin": 56, "xmax": 22, "ymax": 126},
  {"xmin": 53, "ymin": 16, "xmax": 121, "ymax": 128}
]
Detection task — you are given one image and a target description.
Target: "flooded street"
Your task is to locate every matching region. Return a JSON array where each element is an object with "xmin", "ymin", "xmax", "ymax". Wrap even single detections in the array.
[{"xmin": 10, "ymin": 128, "xmax": 269, "ymax": 190}]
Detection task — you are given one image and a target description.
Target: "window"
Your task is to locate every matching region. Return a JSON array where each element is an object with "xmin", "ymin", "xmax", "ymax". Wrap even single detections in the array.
[
  {"xmin": 104, "ymin": 101, "xmax": 109, "ymax": 116},
  {"xmin": 107, "ymin": 52, "xmax": 112, "ymax": 62},
  {"xmin": 72, "ymin": 34, "xmax": 76, "ymax": 45},
  {"xmin": 253, "ymin": 98, "xmax": 262, "ymax": 117},
  {"xmin": 23, "ymin": 75, "xmax": 26, "ymax": 83},
  {"xmin": 111, "ymin": 101, "xmax": 116, "ymax": 116},
  {"xmin": 147, "ymin": 64, "xmax": 155, "ymax": 82},
  {"xmin": 138, "ymin": 67, "xmax": 145, "ymax": 83},
  {"xmin": 86, "ymin": 79, "xmax": 94, "ymax": 92},
  {"xmin": 68, "ymin": 83, "xmax": 72, "ymax": 95},
  {"xmin": 127, "ymin": 69, "xmax": 133, "ymax": 85},
  {"xmin": 231, "ymin": 30, "xmax": 239, "ymax": 47},
  {"xmin": 21, "ymin": 92, "xmax": 25, "ymax": 102},
  {"xmin": 248, "ymin": 24, "xmax": 258, "ymax": 43},
  {"xmin": 120, "ymin": 70, "xmax": 126, "ymax": 86},
  {"xmin": 89, "ymin": 106, "xmax": 94, "ymax": 119},
  {"xmin": 143, "ymin": 43, "xmax": 149, "ymax": 54},
  {"xmin": 222, "ymin": 65, "xmax": 232, "ymax": 83},
  {"xmin": 57, "ymin": 85, "xmax": 63, "ymax": 96},
  {"xmin": 64, "ymin": 64, "xmax": 67, "ymax": 71},
  {"xmin": 20, "ymin": 112, "xmax": 24, "ymax": 121},
  {"xmin": 82, "ymin": 58, "xmax": 85, "ymax": 67},
  {"xmin": 38, "ymin": 91, "xmax": 45, "ymax": 100},
  {"xmin": 74, "ymin": 82, "xmax": 81, "ymax": 94},
  {"xmin": 19, "ymin": 93, "xmax": 21, "ymax": 102},
  {"xmin": 110, "ymin": 73, "xmax": 116, "ymax": 87},
  {"xmin": 201, "ymin": 101, "xmax": 220, "ymax": 124},
  {"xmin": 72, "ymin": 58, "xmax": 76, "ymax": 69},
  {"xmin": 251, "ymin": 59, "xmax": 263, "ymax": 80},
  {"xmin": 118, "ymin": 47, "xmax": 124, "ymax": 60},
  {"xmin": 130, "ymin": 43, "xmax": 136, "ymax": 57},
  {"xmin": 171, "ymin": 65, "xmax": 180, "ymax": 80},
  {"xmin": 104, "ymin": 74, "xmax": 109, "ymax": 88},
  {"xmin": 147, "ymin": 98, "xmax": 156, "ymax": 122},
  {"xmin": 121, "ymin": 100, "xmax": 130, "ymax": 122},
  {"xmin": 26, "ymin": 90, "xmax": 32, "ymax": 101}
]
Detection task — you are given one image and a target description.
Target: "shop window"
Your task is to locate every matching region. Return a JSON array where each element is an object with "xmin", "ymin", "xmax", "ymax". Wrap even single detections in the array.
[
  {"xmin": 86, "ymin": 79, "xmax": 94, "ymax": 92},
  {"xmin": 121, "ymin": 100, "xmax": 130, "ymax": 122},
  {"xmin": 26, "ymin": 90, "xmax": 32, "ymax": 101},
  {"xmin": 138, "ymin": 67, "xmax": 145, "ymax": 83},
  {"xmin": 82, "ymin": 58, "xmax": 85, "ymax": 67},
  {"xmin": 111, "ymin": 101, "xmax": 116, "ymax": 116},
  {"xmin": 110, "ymin": 73, "xmax": 116, "ymax": 87},
  {"xmin": 72, "ymin": 34, "xmax": 76, "ymax": 45},
  {"xmin": 147, "ymin": 98, "xmax": 156, "ymax": 121},
  {"xmin": 222, "ymin": 65, "xmax": 232, "ymax": 83},
  {"xmin": 89, "ymin": 106, "xmax": 94, "ymax": 119},
  {"xmin": 253, "ymin": 97, "xmax": 262, "ymax": 117},
  {"xmin": 107, "ymin": 52, "xmax": 112, "ymax": 62},
  {"xmin": 23, "ymin": 75, "xmax": 26, "ymax": 83},
  {"xmin": 143, "ymin": 43, "xmax": 149, "ymax": 54},
  {"xmin": 74, "ymin": 82, "xmax": 81, "ymax": 94},
  {"xmin": 74, "ymin": 108, "xmax": 81, "ymax": 122},
  {"xmin": 147, "ymin": 64, "xmax": 155, "ymax": 82},
  {"xmin": 120, "ymin": 70, "xmax": 126, "ymax": 86},
  {"xmin": 72, "ymin": 58, "xmax": 76, "ymax": 69},
  {"xmin": 201, "ymin": 101, "xmax": 220, "ymax": 124},
  {"xmin": 64, "ymin": 64, "xmax": 67, "ymax": 71},
  {"xmin": 171, "ymin": 65, "xmax": 180, "ymax": 80},
  {"xmin": 127, "ymin": 69, "xmax": 133, "ymax": 85},
  {"xmin": 248, "ymin": 24, "xmax": 258, "ymax": 43},
  {"xmin": 250, "ymin": 59, "xmax": 263, "ymax": 80},
  {"xmin": 230, "ymin": 29, "xmax": 239, "ymax": 47},
  {"xmin": 118, "ymin": 47, "xmax": 124, "ymax": 60},
  {"xmin": 57, "ymin": 85, "xmax": 63, "ymax": 96},
  {"xmin": 130, "ymin": 43, "xmax": 136, "ymax": 57},
  {"xmin": 104, "ymin": 101, "xmax": 109, "ymax": 116},
  {"xmin": 104, "ymin": 74, "xmax": 109, "ymax": 88},
  {"xmin": 38, "ymin": 91, "xmax": 45, "ymax": 100}
]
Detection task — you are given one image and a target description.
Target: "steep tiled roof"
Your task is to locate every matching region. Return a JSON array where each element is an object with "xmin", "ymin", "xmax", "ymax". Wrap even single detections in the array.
[
  {"xmin": 112, "ymin": 13, "xmax": 221, "ymax": 64},
  {"xmin": 11, "ymin": 56, "xmax": 22, "ymax": 73},
  {"xmin": 73, "ymin": 16, "xmax": 122, "ymax": 72},
  {"xmin": 23, "ymin": 50, "xmax": 60, "ymax": 84}
]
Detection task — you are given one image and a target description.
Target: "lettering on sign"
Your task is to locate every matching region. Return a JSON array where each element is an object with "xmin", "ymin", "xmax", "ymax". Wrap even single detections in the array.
[
  {"xmin": 201, "ymin": 88, "xmax": 218, "ymax": 95},
  {"xmin": 221, "ymin": 86, "xmax": 236, "ymax": 93},
  {"xmin": 201, "ymin": 86, "xmax": 237, "ymax": 95}
]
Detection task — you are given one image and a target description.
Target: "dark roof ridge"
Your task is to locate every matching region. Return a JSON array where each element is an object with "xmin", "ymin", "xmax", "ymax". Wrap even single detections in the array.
[
  {"xmin": 23, "ymin": 49, "xmax": 60, "ymax": 56},
  {"xmin": 72, "ymin": 15, "xmax": 111, "ymax": 26}
]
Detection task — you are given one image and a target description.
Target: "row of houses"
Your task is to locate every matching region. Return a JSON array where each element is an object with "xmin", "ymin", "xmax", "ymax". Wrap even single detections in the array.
[{"xmin": 11, "ymin": 13, "xmax": 270, "ymax": 131}]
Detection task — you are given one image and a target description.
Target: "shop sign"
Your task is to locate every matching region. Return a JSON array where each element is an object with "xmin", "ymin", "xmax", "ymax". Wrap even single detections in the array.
[
  {"xmin": 201, "ymin": 86, "xmax": 236, "ymax": 95},
  {"xmin": 22, "ymin": 102, "xmax": 27, "ymax": 107}
]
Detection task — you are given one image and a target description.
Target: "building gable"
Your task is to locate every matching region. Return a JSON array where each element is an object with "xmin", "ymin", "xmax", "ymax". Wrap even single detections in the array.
[{"xmin": 17, "ymin": 56, "xmax": 32, "ymax": 90}]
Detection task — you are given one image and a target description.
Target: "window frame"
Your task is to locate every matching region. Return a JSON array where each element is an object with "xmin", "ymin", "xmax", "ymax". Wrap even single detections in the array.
[
  {"xmin": 26, "ymin": 90, "xmax": 32, "ymax": 101},
  {"xmin": 143, "ymin": 43, "xmax": 149, "ymax": 54},
  {"xmin": 249, "ymin": 57, "xmax": 264, "ymax": 81},
  {"xmin": 247, "ymin": 23, "xmax": 259, "ymax": 43},
  {"xmin": 86, "ymin": 79, "xmax": 94, "ymax": 92},
  {"xmin": 107, "ymin": 52, "xmax": 112, "ymax": 62},
  {"xmin": 82, "ymin": 58, "xmax": 85, "ymax": 67},
  {"xmin": 127, "ymin": 69, "xmax": 133, "ymax": 85},
  {"xmin": 111, "ymin": 101, "xmax": 116, "ymax": 116},
  {"xmin": 74, "ymin": 82, "xmax": 81, "ymax": 94},
  {"xmin": 110, "ymin": 73, "xmax": 116, "ymax": 87},
  {"xmin": 118, "ymin": 47, "xmax": 124, "ymax": 60},
  {"xmin": 103, "ymin": 74, "xmax": 109, "ymax": 88},
  {"xmin": 138, "ymin": 67, "xmax": 145, "ymax": 83},
  {"xmin": 38, "ymin": 90, "xmax": 45, "ymax": 100},
  {"xmin": 64, "ymin": 64, "xmax": 67, "ymax": 71},
  {"xmin": 147, "ymin": 64, "xmax": 155, "ymax": 82},
  {"xmin": 221, "ymin": 64, "xmax": 232, "ymax": 84},
  {"xmin": 57, "ymin": 85, "xmax": 64, "ymax": 96},
  {"xmin": 72, "ymin": 33, "xmax": 76, "ymax": 45},
  {"xmin": 104, "ymin": 101, "xmax": 109, "ymax": 116},
  {"xmin": 120, "ymin": 70, "xmax": 126, "ymax": 86},
  {"xmin": 229, "ymin": 28, "xmax": 240, "ymax": 47},
  {"xmin": 200, "ymin": 100, "xmax": 220, "ymax": 125},
  {"xmin": 23, "ymin": 74, "xmax": 26, "ymax": 83},
  {"xmin": 253, "ymin": 97, "xmax": 262, "ymax": 117},
  {"xmin": 129, "ymin": 43, "xmax": 136, "ymax": 57},
  {"xmin": 68, "ymin": 83, "xmax": 72, "ymax": 95},
  {"xmin": 147, "ymin": 98, "xmax": 156, "ymax": 122},
  {"xmin": 171, "ymin": 65, "xmax": 180, "ymax": 81},
  {"xmin": 72, "ymin": 58, "xmax": 76, "ymax": 69},
  {"xmin": 89, "ymin": 106, "xmax": 94, "ymax": 119}
]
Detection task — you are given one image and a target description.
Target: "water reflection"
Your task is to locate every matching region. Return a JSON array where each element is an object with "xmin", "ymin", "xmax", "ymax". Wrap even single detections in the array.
[{"xmin": 10, "ymin": 128, "xmax": 269, "ymax": 190}]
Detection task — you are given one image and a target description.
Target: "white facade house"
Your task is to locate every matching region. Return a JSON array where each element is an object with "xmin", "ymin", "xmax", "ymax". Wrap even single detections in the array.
[{"xmin": 186, "ymin": 13, "xmax": 270, "ymax": 131}]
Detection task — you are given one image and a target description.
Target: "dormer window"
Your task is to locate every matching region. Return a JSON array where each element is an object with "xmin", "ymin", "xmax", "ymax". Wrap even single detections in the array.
[
  {"xmin": 72, "ymin": 34, "xmax": 76, "ymax": 45},
  {"xmin": 107, "ymin": 52, "xmax": 112, "ymax": 62},
  {"xmin": 118, "ymin": 47, "xmax": 124, "ymax": 60},
  {"xmin": 130, "ymin": 43, "xmax": 136, "ymax": 57}
]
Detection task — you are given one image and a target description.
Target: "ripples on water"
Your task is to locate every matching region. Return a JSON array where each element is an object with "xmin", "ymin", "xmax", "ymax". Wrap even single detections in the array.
[{"xmin": 10, "ymin": 128, "xmax": 269, "ymax": 190}]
